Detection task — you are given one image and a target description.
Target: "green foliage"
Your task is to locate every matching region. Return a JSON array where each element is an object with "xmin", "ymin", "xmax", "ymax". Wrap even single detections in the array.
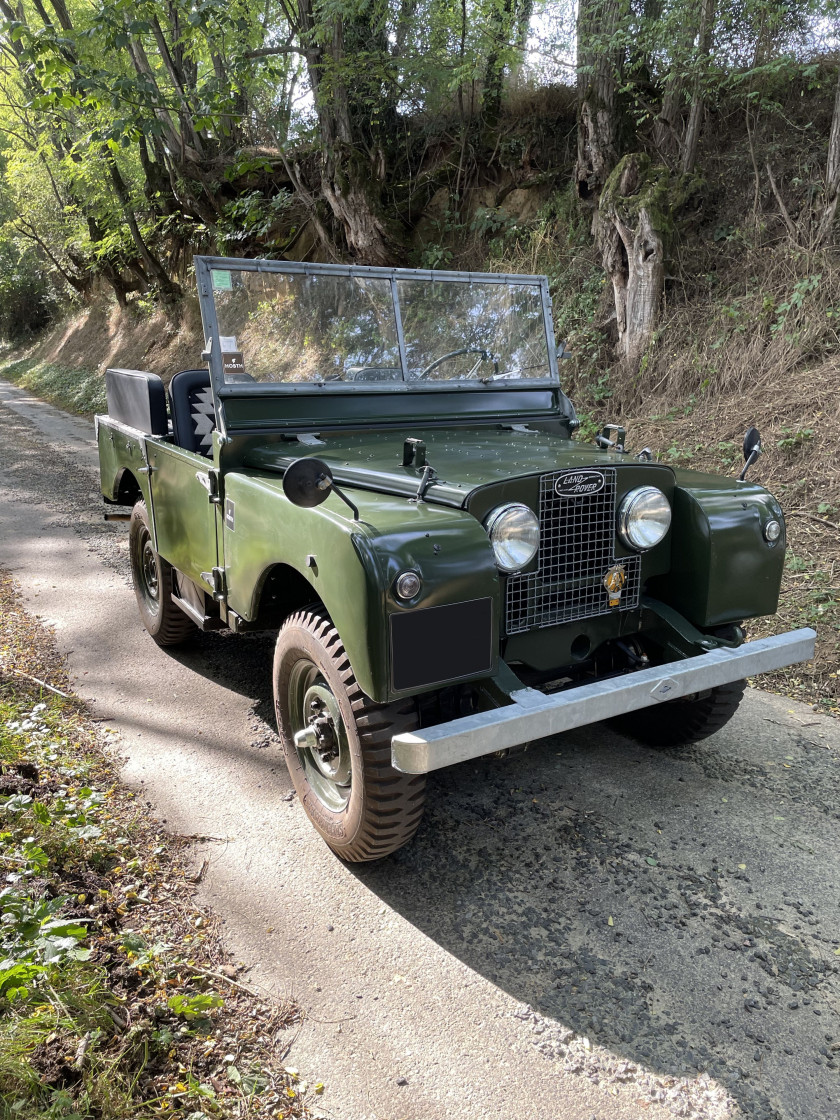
[
  {"xmin": 0, "ymin": 239, "xmax": 57, "ymax": 341},
  {"xmin": 771, "ymin": 274, "xmax": 822, "ymax": 337},
  {"xmin": 777, "ymin": 425, "xmax": 815, "ymax": 452},
  {"xmin": 167, "ymin": 991, "xmax": 225, "ymax": 1020},
  {"xmin": 0, "ymin": 360, "xmax": 106, "ymax": 416}
]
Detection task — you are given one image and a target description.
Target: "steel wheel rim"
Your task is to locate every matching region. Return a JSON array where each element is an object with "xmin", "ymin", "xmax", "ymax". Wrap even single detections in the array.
[
  {"xmin": 288, "ymin": 658, "xmax": 351, "ymax": 811},
  {"xmin": 136, "ymin": 528, "xmax": 160, "ymax": 617}
]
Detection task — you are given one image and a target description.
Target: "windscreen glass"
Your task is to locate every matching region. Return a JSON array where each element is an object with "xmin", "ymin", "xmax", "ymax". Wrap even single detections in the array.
[
  {"xmin": 210, "ymin": 269, "xmax": 400, "ymax": 383},
  {"xmin": 396, "ymin": 280, "xmax": 550, "ymax": 381},
  {"xmin": 208, "ymin": 266, "xmax": 553, "ymax": 385}
]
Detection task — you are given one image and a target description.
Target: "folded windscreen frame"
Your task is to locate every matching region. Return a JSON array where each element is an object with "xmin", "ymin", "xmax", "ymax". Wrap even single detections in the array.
[{"xmin": 194, "ymin": 257, "xmax": 561, "ymax": 390}]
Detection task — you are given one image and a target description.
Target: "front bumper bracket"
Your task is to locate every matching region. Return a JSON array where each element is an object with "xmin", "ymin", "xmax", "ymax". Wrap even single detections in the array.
[{"xmin": 391, "ymin": 627, "xmax": 816, "ymax": 774}]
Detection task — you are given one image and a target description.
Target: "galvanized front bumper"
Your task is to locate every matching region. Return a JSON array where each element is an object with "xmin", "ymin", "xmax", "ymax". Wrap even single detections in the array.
[{"xmin": 391, "ymin": 627, "xmax": 816, "ymax": 774}]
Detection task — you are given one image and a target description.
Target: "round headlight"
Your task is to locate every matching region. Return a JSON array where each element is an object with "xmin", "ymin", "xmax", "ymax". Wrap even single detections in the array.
[
  {"xmin": 618, "ymin": 486, "xmax": 671, "ymax": 551},
  {"xmin": 484, "ymin": 503, "xmax": 540, "ymax": 572}
]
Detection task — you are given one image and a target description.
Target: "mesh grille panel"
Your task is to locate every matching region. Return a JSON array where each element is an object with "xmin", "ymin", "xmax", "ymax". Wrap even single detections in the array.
[{"xmin": 505, "ymin": 469, "xmax": 641, "ymax": 635}]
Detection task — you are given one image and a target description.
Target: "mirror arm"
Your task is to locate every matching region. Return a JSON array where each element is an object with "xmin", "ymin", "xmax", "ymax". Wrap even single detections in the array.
[
  {"xmin": 738, "ymin": 448, "xmax": 761, "ymax": 481},
  {"xmin": 328, "ymin": 479, "xmax": 360, "ymax": 520}
]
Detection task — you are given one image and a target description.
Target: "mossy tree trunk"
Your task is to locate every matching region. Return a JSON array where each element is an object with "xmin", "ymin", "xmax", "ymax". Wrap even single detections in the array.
[
  {"xmin": 816, "ymin": 62, "xmax": 840, "ymax": 247},
  {"xmin": 599, "ymin": 154, "xmax": 669, "ymax": 372}
]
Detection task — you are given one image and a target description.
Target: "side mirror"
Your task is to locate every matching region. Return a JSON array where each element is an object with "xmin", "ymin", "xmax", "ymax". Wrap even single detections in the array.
[
  {"xmin": 556, "ymin": 341, "xmax": 573, "ymax": 360},
  {"xmin": 738, "ymin": 427, "xmax": 762, "ymax": 481},
  {"xmin": 282, "ymin": 457, "xmax": 333, "ymax": 508},
  {"xmin": 282, "ymin": 457, "xmax": 359, "ymax": 519}
]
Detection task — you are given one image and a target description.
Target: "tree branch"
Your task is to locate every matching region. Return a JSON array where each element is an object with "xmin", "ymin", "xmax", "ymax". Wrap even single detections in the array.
[
  {"xmin": 243, "ymin": 44, "xmax": 296, "ymax": 59},
  {"xmin": 765, "ymin": 161, "xmax": 799, "ymax": 242}
]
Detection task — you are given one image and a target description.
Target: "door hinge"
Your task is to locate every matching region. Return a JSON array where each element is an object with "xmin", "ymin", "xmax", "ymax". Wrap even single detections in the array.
[
  {"xmin": 196, "ymin": 469, "xmax": 222, "ymax": 504},
  {"xmin": 200, "ymin": 566, "xmax": 227, "ymax": 602},
  {"xmin": 210, "ymin": 565, "xmax": 226, "ymax": 602}
]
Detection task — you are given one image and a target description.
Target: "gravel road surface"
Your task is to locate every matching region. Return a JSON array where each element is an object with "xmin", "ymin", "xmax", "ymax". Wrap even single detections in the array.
[{"xmin": 1, "ymin": 377, "xmax": 839, "ymax": 1120}]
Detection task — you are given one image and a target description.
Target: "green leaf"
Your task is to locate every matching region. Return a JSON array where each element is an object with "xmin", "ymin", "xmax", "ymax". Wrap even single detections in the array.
[
  {"xmin": 645, "ymin": 857, "xmax": 658, "ymax": 866},
  {"xmin": 32, "ymin": 802, "xmax": 50, "ymax": 825}
]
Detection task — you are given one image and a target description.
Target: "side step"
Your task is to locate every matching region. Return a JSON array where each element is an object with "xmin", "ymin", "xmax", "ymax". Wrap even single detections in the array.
[
  {"xmin": 172, "ymin": 571, "xmax": 226, "ymax": 631},
  {"xmin": 171, "ymin": 593, "xmax": 226, "ymax": 631}
]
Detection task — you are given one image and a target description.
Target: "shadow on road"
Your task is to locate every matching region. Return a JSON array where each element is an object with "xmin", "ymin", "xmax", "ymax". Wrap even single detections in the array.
[
  {"xmin": 155, "ymin": 631, "xmax": 838, "ymax": 1120},
  {"xmin": 354, "ymin": 728, "xmax": 837, "ymax": 1120}
]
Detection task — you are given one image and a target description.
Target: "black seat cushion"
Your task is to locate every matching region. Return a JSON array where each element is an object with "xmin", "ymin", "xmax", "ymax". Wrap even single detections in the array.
[
  {"xmin": 105, "ymin": 368, "xmax": 168, "ymax": 435},
  {"xmin": 169, "ymin": 369, "xmax": 216, "ymax": 456}
]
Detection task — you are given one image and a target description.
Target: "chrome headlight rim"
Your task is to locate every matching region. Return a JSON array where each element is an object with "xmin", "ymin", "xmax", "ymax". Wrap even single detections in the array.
[
  {"xmin": 484, "ymin": 502, "xmax": 540, "ymax": 573},
  {"xmin": 617, "ymin": 486, "xmax": 672, "ymax": 552}
]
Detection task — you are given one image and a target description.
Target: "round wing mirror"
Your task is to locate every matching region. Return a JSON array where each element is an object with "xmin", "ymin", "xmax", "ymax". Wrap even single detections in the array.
[
  {"xmin": 282, "ymin": 458, "xmax": 334, "ymax": 508},
  {"xmin": 743, "ymin": 426, "xmax": 761, "ymax": 460}
]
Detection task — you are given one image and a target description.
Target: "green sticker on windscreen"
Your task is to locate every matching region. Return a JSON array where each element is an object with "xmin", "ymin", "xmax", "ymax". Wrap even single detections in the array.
[{"xmin": 212, "ymin": 270, "xmax": 233, "ymax": 291}]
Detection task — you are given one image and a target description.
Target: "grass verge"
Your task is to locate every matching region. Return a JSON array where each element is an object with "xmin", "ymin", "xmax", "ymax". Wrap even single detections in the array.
[
  {"xmin": 0, "ymin": 570, "xmax": 317, "ymax": 1119},
  {"xmin": 0, "ymin": 358, "xmax": 105, "ymax": 416}
]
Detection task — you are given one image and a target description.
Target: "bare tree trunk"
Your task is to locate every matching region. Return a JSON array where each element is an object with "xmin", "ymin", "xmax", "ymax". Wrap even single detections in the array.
[
  {"xmin": 599, "ymin": 154, "xmax": 666, "ymax": 371},
  {"xmin": 681, "ymin": 0, "xmax": 715, "ymax": 176},
  {"xmin": 106, "ymin": 155, "xmax": 181, "ymax": 302},
  {"xmin": 293, "ymin": 0, "xmax": 406, "ymax": 263},
  {"xmin": 654, "ymin": 72, "xmax": 684, "ymax": 162},
  {"xmin": 816, "ymin": 63, "xmax": 840, "ymax": 247},
  {"xmin": 575, "ymin": 0, "xmax": 624, "ymax": 203},
  {"xmin": 149, "ymin": 16, "xmax": 206, "ymax": 159},
  {"xmin": 125, "ymin": 33, "xmax": 184, "ymax": 157}
]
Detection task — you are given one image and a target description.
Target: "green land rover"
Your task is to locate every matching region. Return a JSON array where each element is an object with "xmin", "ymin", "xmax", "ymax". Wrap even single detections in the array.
[{"xmin": 96, "ymin": 256, "xmax": 815, "ymax": 861}]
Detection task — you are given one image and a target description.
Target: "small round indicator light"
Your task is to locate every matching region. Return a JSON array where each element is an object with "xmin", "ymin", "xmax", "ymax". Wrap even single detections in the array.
[
  {"xmin": 764, "ymin": 519, "xmax": 781, "ymax": 542},
  {"xmin": 395, "ymin": 571, "xmax": 421, "ymax": 600}
]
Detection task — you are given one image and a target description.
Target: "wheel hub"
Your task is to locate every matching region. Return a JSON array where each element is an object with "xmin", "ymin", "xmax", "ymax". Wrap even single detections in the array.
[{"xmin": 289, "ymin": 673, "xmax": 351, "ymax": 805}]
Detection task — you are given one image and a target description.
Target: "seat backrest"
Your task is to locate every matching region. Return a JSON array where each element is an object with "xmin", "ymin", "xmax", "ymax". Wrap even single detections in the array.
[
  {"xmin": 168, "ymin": 369, "xmax": 216, "ymax": 456},
  {"xmin": 105, "ymin": 368, "xmax": 168, "ymax": 435}
]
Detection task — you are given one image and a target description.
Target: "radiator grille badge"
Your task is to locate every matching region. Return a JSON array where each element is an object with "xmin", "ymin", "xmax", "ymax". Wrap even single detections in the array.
[{"xmin": 603, "ymin": 563, "xmax": 627, "ymax": 607}]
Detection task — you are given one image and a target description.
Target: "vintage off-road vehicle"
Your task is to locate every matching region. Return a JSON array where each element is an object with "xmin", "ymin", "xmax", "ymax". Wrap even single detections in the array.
[{"xmin": 97, "ymin": 256, "xmax": 815, "ymax": 861}]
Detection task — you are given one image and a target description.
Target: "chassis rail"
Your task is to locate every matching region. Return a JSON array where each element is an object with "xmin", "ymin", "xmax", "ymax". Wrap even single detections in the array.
[{"xmin": 391, "ymin": 627, "xmax": 817, "ymax": 774}]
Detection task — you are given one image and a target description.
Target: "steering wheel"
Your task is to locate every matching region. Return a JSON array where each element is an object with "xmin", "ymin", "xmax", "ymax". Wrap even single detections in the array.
[{"xmin": 416, "ymin": 347, "xmax": 497, "ymax": 380}]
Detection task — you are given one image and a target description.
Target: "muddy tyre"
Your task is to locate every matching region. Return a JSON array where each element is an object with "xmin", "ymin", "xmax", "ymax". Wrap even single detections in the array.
[
  {"xmin": 129, "ymin": 501, "xmax": 196, "ymax": 647},
  {"xmin": 273, "ymin": 608, "xmax": 425, "ymax": 862},
  {"xmin": 614, "ymin": 679, "xmax": 747, "ymax": 747}
]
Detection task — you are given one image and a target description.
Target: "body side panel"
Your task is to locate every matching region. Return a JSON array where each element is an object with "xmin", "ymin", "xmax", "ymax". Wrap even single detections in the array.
[
  {"xmin": 647, "ymin": 473, "xmax": 785, "ymax": 626},
  {"xmin": 222, "ymin": 471, "xmax": 500, "ymax": 702},
  {"xmin": 96, "ymin": 415, "xmax": 154, "ymax": 509},
  {"xmin": 146, "ymin": 442, "xmax": 220, "ymax": 585}
]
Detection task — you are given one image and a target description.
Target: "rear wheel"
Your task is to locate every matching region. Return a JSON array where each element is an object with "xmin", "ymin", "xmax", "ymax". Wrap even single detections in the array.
[
  {"xmin": 129, "ymin": 501, "xmax": 195, "ymax": 647},
  {"xmin": 273, "ymin": 608, "xmax": 425, "ymax": 861},
  {"xmin": 614, "ymin": 679, "xmax": 747, "ymax": 747}
]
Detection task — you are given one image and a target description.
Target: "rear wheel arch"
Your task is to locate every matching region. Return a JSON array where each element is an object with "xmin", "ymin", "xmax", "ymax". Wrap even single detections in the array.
[{"xmin": 111, "ymin": 467, "xmax": 143, "ymax": 506}]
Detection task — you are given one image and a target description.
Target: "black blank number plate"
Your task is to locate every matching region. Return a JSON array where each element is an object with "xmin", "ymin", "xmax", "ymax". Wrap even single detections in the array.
[{"xmin": 390, "ymin": 597, "xmax": 493, "ymax": 693}]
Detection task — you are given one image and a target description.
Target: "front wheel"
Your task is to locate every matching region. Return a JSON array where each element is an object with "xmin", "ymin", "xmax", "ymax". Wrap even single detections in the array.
[
  {"xmin": 273, "ymin": 608, "xmax": 426, "ymax": 862},
  {"xmin": 613, "ymin": 679, "xmax": 747, "ymax": 747}
]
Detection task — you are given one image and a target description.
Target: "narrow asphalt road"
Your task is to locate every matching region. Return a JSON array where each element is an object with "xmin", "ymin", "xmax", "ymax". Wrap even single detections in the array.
[{"xmin": 1, "ymin": 377, "xmax": 839, "ymax": 1120}]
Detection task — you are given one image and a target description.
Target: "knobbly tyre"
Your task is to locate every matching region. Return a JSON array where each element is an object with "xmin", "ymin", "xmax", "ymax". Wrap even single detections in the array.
[{"xmin": 96, "ymin": 257, "xmax": 815, "ymax": 861}]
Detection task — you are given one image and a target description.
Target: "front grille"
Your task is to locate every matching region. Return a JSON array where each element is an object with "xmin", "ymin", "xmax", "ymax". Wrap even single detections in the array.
[{"xmin": 505, "ymin": 468, "xmax": 641, "ymax": 635}]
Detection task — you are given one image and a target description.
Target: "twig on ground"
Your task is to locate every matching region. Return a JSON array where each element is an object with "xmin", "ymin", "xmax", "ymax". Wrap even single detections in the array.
[
  {"xmin": 788, "ymin": 511, "xmax": 840, "ymax": 532},
  {"xmin": 74, "ymin": 1032, "xmax": 92, "ymax": 1070},
  {"xmin": 187, "ymin": 858, "xmax": 210, "ymax": 884},
  {"xmin": 0, "ymin": 665, "xmax": 70, "ymax": 697},
  {"xmin": 182, "ymin": 964, "xmax": 264, "ymax": 998}
]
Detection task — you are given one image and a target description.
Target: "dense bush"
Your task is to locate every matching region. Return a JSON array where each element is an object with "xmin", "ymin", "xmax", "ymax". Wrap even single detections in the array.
[{"xmin": 0, "ymin": 241, "xmax": 57, "ymax": 342}]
